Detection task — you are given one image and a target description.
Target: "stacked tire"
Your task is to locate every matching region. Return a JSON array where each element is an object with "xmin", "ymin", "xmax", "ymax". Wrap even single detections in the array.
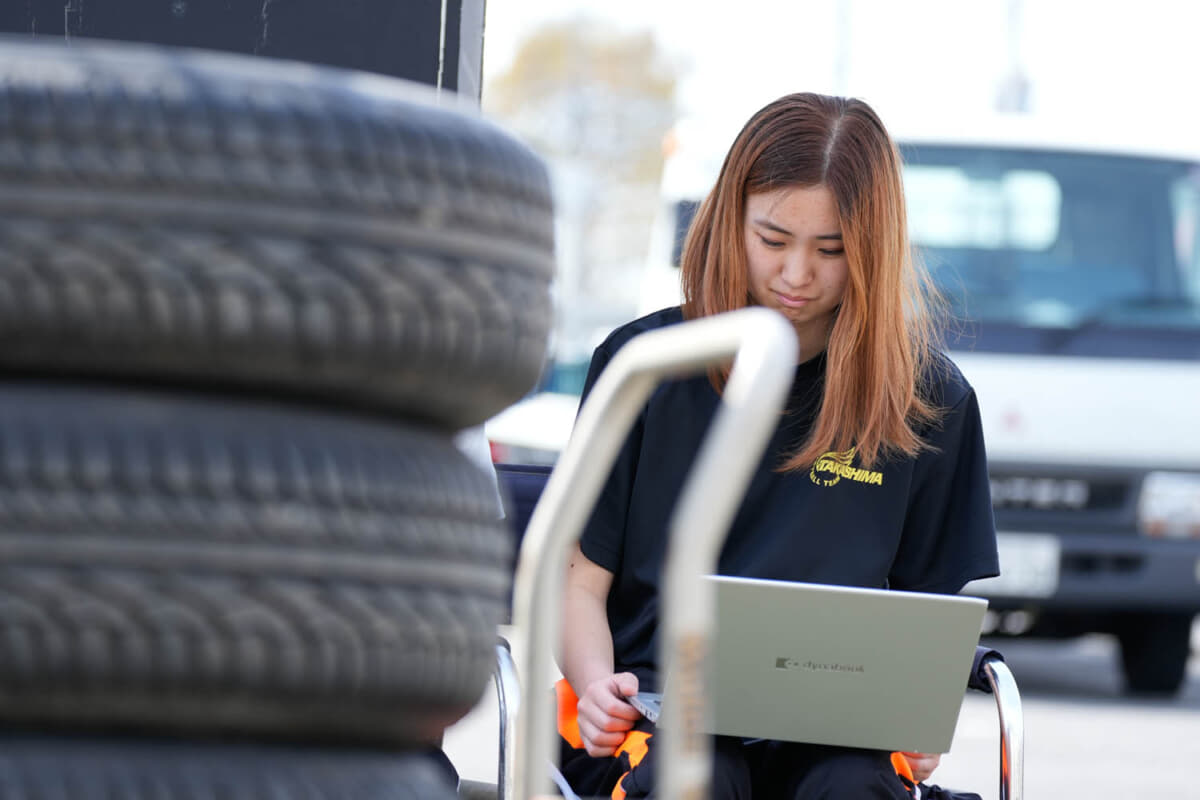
[{"xmin": 0, "ymin": 37, "xmax": 554, "ymax": 798}]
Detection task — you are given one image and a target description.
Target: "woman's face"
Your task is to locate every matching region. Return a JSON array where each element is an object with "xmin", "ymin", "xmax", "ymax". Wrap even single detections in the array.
[{"xmin": 743, "ymin": 183, "xmax": 849, "ymax": 358}]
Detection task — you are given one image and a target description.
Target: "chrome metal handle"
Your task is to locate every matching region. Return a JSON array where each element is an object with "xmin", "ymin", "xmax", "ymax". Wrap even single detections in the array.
[
  {"xmin": 983, "ymin": 657, "xmax": 1024, "ymax": 800},
  {"xmin": 494, "ymin": 641, "xmax": 521, "ymax": 800},
  {"xmin": 508, "ymin": 308, "xmax": 797, "ymax": 800}
]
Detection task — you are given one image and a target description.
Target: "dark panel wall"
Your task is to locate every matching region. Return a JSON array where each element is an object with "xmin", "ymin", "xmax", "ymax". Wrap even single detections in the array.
[{"xmin": 0, "ymin": 0, "xmax": 483, "ymax": 98}]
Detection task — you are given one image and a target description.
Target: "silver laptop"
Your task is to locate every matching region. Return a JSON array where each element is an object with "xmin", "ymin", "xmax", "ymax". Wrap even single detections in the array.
[{"xmin": 633, "ymin": 575, "xmax": 987, "ymax": 753}]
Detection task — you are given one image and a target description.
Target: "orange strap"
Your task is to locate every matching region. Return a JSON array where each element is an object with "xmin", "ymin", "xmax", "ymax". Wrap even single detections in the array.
[
  {"xmin": 617, "ymin": 730, "xmax": 652, "ymax": 765},
  {"xmin": 556, "ymin": 679, "xmax": 585, "ymax": 749},
  {"xmin": 610, "ymin": 731, "xmax": 652, "ymax": 800},
  {"xmin": 612, "ymin": 771, "xmax": 630, "ymax": 800},
  {"xmin": 890, "ymin": 752, "xmax": 920, "ymax": 798},
  {"xmin": 890, "ymin": 752, "xmax": 915, "ymax": 782}
]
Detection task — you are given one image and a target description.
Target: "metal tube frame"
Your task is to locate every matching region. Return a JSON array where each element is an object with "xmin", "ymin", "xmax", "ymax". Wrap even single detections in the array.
[
  {"xmin": 982, "ymin": 657, "xmax": 1024, "ymax": 800},
  {"xmin": 493, "ymin": 641, "xmax": 521, "ymax": 800},
  {"xmin": 508, "ymin": 308, "xmax": 798, "ymax": 800}
]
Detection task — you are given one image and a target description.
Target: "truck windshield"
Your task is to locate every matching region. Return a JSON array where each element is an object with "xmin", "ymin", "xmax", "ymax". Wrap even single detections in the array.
[{"xmin": 901, "ymin": 145, "xmax": 1200, "ymax": 358}]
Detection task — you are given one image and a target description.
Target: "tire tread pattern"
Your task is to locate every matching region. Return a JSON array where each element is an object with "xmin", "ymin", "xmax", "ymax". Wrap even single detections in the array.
[
  {"xmin": 0, "ymin": 737, "xmax": 458, "ymax": 800},
  {"xmin": 0, "ymin": 383, "xmax": 511, "ymax": 744},
  {"xmin": 0, "ymin": 39, "xmax": 554, "ymax": 426}
]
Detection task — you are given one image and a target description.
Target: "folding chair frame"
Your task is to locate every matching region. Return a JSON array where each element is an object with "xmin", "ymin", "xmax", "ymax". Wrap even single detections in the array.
[{"xmin": 486, "ymin": 308, "xmax": 1025, "ymax": 799}]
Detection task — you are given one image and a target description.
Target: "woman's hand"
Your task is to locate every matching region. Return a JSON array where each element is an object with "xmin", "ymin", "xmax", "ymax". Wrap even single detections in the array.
[
  {"xmin": 899, "ymin": 751, "xmax": 942, "ymax": 784},
  {"xmin": 575, "ymin": 671, "xmax": 642, "ymax": 757}
]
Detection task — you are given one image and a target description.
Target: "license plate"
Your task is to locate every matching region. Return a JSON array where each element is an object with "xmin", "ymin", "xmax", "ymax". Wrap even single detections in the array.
[{"xmin": 964, "ymin": 532, "xmax": 1061, "ymax": 598}]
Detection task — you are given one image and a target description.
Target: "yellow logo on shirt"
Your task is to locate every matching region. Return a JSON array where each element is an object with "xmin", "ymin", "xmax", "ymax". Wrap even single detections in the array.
[{"xmin": 810, "ymin": 447, "xmax": 884, "ymax": 487}]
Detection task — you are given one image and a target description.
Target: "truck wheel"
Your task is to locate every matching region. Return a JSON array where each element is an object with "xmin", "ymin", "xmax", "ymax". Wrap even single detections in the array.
[
  {"xmin": 0, "ymin": 37, "xmax": 554, "ymax": 428},
  {"xmin": 0, "ymin": 382, "xmax": 509, "ymax": 745},
  {"xmin": 0, "ymin": 737, "xmax": 457, "ymax": 800},
  {"xmin": 1116, "ymin": 612, "xmax": 1195, "ymax": 696}
]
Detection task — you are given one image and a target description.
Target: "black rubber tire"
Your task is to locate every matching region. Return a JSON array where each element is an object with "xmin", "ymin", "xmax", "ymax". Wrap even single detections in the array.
[
  {"xmin": 0, "ymin": 37, "xmax": 554, "ymax": 428},
  {"xmin": 1116, "ymin": 612, "xmax": 1194, "ymax": 697},
  {"xmin": 0, "ymin": 381, "xmax": 511, "ymax": 745},
  {"xmin": 0, "ymin": 736, "xmax": 457, "ymax": 800}
]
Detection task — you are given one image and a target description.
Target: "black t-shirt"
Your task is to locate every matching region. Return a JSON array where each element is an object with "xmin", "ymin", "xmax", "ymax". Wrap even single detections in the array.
[{"xmin": 578, "ymin": 307, "xmax": 1000, "ymax": 690}]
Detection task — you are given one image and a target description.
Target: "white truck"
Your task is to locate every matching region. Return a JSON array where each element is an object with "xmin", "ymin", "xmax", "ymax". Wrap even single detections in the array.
[{"xmin": 489, "ymin": 113, "xmax": 1200, "ymax": 696}]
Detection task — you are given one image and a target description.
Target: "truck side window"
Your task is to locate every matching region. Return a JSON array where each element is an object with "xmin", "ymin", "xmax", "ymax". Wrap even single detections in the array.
[{"xmin": 1171, "ymin": 170, "xmax": 1200, "ymax": 301}]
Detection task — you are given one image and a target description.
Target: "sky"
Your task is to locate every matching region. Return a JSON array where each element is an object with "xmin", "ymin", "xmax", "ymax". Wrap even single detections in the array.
[{"xmin": 481, "ymin": 0, "xmax": 1199, "ymax": 155}]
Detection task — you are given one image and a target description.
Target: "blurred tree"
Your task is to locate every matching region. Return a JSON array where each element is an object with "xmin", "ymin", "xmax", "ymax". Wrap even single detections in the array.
[
  {"xmin": 486, "ymin": 19, "xmax": 677, "ymax": 182},
  {"xmin": 485, "ymin": 18, "xmax": 679, "ymax": 365}
]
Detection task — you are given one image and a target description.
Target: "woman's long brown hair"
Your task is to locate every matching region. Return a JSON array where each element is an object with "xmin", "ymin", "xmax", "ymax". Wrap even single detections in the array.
[{"xmin": 680, "ymin": 92, "xmax": 943, "ymax": 470}]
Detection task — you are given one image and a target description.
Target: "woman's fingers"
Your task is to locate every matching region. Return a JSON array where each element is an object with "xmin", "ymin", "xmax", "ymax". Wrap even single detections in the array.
[
  {"xmin": 576, "ymin": 672, "xmax": 644, "ymax": 755},
  {"xmin": 579, "ymin": 699, "xmax": 638, "ymax": 732},
  {"xmin": 899, "ymin": 751, "xmax": 942, "ymax": 783},
  {"xmin": 598, "ymin": 692, "xmax": 642, "ymax": 722},
  {"xmin": 579, "ymin": 674, "xmax": 641, "ymax": 723},
  {"xmin": 577, "ymin": 716, "xmax": 629, "ymax": 757}
]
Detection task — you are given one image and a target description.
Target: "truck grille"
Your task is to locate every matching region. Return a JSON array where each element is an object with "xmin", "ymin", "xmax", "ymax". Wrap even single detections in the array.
[{"xmin": 989, "ymin": 474, "xmax": 1128, "ymax": 511}]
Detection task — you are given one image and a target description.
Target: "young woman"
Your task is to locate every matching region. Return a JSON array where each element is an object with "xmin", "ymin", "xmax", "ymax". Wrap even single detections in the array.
[{"xmin": 556, "ymin": 92, "xmax": 999, "ymax": 799}]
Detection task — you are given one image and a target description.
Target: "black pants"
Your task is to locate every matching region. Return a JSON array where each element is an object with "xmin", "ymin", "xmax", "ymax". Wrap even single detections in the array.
[{"xmin": 559, "ymin": 722, "xmax": 917, "ymax": 799}]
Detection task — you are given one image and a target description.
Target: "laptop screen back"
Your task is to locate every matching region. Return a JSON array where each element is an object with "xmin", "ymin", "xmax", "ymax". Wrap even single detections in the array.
[{"xmin": 705, "ymin": 575, "xmax": 987, "ymax": 753}]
